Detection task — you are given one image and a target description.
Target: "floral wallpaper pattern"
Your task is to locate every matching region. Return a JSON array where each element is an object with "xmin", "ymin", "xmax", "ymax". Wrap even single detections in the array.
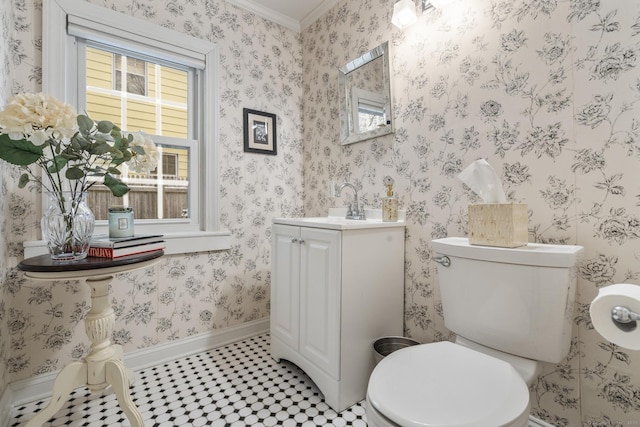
[
  {"xmin": 0, "ymin": 0, "xmax": 303, "ymax": 399},
  {"xmin": 0, "ymin": 0, "xmax": 13, "ymax": 401},
  {"xmin": 302, "ymin": 0, "xmax": 640, "ymax": 425},
  {"xmin": 2, "ymin": 0, "xmax": 640, "ymax": 425}
]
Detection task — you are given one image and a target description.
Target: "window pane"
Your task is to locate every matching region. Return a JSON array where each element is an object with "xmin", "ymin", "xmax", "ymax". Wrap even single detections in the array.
[
  {"xmin": 86, "ymin": 46, "xmax": 188, "ymax": 138},
  {"xmin": 86, "ymin": 145, "xmax": 190, "ymax": 220},
  {"xmin": 126, "ymin": 73, "xmax": 146, "ymax": 96},
  {"xmin": 114, "ymin": 54, "xmax": 146, "ymax": 95},
  {"xmin": 153, "ymin": 153, "xmax": 178, "ymax": 177},
  {"xmin": 84, "ymin": 45, "xmax": 191, "ymax": 220}
]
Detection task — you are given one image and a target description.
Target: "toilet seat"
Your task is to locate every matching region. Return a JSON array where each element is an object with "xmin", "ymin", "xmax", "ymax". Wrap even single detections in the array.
[{"xmin": 367, "ymin": 341, "xmax": 530, "ymax": 427}]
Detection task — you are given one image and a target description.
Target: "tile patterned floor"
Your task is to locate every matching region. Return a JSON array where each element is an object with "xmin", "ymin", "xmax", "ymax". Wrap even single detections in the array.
[{"xmin": 10, "ymin": 334, "xmax": 367, "ymax": 426}]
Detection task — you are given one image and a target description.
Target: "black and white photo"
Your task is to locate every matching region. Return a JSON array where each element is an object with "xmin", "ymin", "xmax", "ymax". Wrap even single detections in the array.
[{"xmin": 243, "ymin": 108, "xmax": 277, "ymax": 155}]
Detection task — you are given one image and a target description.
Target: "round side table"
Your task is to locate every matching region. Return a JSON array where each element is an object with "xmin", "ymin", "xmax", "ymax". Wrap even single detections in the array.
[{"xmin": 18, "ymin": 251, "xmax": 164, "ymax": 427}]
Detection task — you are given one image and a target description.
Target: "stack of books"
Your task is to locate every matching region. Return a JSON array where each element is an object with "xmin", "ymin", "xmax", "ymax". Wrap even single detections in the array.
[{"xmin": 88, "ymin": 234, "xmax": 165, "ymax": 258}]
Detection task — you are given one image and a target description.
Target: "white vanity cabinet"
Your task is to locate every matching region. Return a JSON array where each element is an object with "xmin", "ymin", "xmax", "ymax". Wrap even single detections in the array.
[{"xmin": 271, "ymin": 214, "xmax": 405, "ymax": 412}]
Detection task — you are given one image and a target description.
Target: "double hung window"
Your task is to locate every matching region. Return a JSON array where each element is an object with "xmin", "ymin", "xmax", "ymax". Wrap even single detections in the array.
[{"xmin": 29, "ymin": 0, "xmax": 231, "ymax": 256}]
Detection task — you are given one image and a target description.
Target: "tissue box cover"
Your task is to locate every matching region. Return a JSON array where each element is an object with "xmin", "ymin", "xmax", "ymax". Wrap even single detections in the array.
[{"xmin": 468, "ymin": 204, "xmax": 528, "ymax": 248}]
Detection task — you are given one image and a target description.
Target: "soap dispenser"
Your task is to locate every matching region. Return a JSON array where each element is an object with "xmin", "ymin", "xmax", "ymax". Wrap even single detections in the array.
[{"xmin": 382, "ymin": 176, "xmax": 398, "ymax": 222}]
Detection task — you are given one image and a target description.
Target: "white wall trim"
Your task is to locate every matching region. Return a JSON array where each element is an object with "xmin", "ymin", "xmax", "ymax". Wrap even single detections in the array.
[
  {"xmin": 5, "ymin": 318, "xmax": 269, "ymax": 408},
  {"xmin": 529, "ymin": 416, "xmax": 556, "ymax": 427},
  {"xmin": 226, "ymin": 0, "xmax": 339, "ymax": 32},
  {"xmin": 227, "ymin": 0, "xmax": 301, "ymax": 32},
  {"xmin": 0, "ymin": 387, "xmax": 13, "ymax": 427},
  {"xmin": 299, "ymin": 0, "xmax": 340, "ymax": 31}
]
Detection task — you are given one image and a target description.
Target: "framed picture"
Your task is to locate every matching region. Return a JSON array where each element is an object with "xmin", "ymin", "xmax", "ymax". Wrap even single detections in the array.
[{"xmin": 243, "ymin": 108, "xmax": 277, "ymax": 155}]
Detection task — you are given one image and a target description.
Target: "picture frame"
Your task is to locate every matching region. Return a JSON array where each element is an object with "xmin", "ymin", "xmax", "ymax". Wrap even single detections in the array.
[{"xmin": 243, "ymin": 108, "xmax": 277, "ymax": 155}]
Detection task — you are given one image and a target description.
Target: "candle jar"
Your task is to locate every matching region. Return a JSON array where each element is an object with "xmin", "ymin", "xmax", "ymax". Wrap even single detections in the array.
[{"xmin": 108, "ymin": 206, "xmax": 134, "ymax": 238}]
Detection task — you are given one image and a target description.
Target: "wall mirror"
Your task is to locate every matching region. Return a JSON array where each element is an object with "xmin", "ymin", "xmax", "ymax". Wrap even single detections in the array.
[{"xmin": 339, "ymin": 41, "xmax": 393, "ymax": 145}]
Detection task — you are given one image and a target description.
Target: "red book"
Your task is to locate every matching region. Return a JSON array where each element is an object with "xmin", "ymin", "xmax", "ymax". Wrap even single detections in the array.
[{"xmin": 87, "ymin": 241, "xmax": 165, "ymax": 259}]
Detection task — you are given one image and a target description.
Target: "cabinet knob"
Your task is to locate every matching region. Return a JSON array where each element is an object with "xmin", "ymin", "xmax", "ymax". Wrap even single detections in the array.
[
  {"xmin": 291, "ymin": 238, "xmax": 298, "ymax": 243},
  {"xmin": 299, "ymin": 239, "xmax": 305, "ymax": 244}
]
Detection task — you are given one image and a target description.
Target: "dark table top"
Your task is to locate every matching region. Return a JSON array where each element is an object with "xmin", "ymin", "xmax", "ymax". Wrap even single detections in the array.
[{"xmin": 18, "ymin": 251, "xmax": 164, "ymax": 273}]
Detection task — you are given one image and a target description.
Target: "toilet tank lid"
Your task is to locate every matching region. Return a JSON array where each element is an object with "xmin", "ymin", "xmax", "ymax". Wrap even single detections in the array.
[{"xmin": 432, "ymin": 237, "xmax": 583, "ymax": 267}]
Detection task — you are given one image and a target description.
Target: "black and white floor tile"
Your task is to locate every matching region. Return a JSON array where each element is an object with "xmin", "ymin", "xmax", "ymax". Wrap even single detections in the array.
[{"xmin": 10, "ymin": 334, "xmax": 367, "ymax": 426}]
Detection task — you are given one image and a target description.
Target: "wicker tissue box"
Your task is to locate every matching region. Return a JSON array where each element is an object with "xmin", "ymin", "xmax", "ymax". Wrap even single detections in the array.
[{"xmin": 468, "ymin": 203, "xmax": 528, "ymax": 248}]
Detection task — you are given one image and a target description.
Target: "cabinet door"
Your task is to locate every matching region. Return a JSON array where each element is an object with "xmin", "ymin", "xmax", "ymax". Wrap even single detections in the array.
[
  {"xmin": 271, "ymin": 224, "xmax": 300, "ymax": 351},
  {"xmin": 299, "ymin": 227, "xmax": 341, "ymax": 380}
]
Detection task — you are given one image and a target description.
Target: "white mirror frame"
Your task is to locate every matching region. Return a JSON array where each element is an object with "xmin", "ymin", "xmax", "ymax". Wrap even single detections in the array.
[{"xmin": 338, "ymin": 41, "xmax": 394, "ymax": 145}]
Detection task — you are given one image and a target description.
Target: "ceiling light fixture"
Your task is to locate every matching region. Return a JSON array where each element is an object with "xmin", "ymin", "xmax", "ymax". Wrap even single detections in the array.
[{"xmin": 391, "ymin": 0, "xmax": 418, "ymax": 30}]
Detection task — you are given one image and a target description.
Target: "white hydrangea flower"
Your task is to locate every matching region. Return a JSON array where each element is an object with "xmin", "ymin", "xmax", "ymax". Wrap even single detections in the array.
[
  {"xmin": 0, "ymin": 92, "xmax": 161, "ymax": 198},
  {"xmin": 126, "ymin": 131, "xmax": 159, "ymax": 174},
  {"xmin": 0, "ymin": 92, "xmax": 77, "ymax": 145}
]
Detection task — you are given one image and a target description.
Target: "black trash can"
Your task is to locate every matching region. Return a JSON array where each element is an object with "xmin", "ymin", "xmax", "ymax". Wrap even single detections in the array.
[{"xmin": 373, "ymin": 336, "xmax": 420, "ymax": 365}]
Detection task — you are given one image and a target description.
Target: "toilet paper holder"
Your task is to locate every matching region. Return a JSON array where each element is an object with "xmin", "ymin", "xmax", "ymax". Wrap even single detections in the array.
[{"xmin": 611, "ymin": 306, "xmax": 640, "ymax": 332}]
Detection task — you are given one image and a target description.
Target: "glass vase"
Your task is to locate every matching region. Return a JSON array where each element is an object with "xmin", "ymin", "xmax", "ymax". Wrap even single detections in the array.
[{"xmin": 41, "ymin": 191, "xmax": 95, "ymax": 260}]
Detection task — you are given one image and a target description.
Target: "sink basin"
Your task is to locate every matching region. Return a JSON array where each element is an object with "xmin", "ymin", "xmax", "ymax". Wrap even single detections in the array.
[{"xmin": 273, "ymin": 208, "xmax": 406, "ymax": 230}]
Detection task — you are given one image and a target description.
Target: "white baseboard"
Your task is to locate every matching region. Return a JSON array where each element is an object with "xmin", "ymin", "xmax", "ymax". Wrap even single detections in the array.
[
  {"xmin": 0, "ymin": 386, "xmax": 13, "ymax": 427},
  {"xmin": 4, "ymin": 318, "xmax": 269, "ymax": 410},
  {"xmin": 530, "ymin": 416, "xmax": 556, "ymax": 427}
]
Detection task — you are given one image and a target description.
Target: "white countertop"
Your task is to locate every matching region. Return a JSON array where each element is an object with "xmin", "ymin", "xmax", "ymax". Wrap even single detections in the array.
[{"xmin": 273, "ymin": 208, "xmax": 406, "ymax": 230}]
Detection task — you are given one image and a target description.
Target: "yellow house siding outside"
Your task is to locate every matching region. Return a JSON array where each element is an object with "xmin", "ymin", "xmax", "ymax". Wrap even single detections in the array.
[
  {"xmin": 85, "ymin": 93, "xmax": 121, "ymax": 123},
  {"xmin": 85, "ymin": 46, "xmax": 189, "ymax": 181},
  {"xmin": 159, "ymin": 66, "xmax": 187, "ymax": 103},
  {"xmin": 86, "ymin": 48, "xmax": 112, "ymax": 90},
  {"xmin": 85, "ymin": 46, "xmax": 188, "ymax": 139}
]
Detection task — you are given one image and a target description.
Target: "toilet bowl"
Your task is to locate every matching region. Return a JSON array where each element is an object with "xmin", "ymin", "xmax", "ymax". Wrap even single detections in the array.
[{"xmin": 366, "ymin": 341, "xmax": 530, "ymax": 427}]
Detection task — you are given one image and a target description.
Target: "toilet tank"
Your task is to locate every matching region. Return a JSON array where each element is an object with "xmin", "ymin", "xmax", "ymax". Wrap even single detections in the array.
[{"xmin": 432, "ymin": 237, "xmax": 583, "ymax": 364}]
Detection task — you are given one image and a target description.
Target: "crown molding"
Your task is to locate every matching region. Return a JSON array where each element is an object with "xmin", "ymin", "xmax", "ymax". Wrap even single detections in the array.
[
  {"xmin": 226, "ymin": 0, "xmax": 301, "ymax": 32},
  {"xmin": 300, "ymin": 0, "xmax": 340, "ymax": 31},
  {"xmin": 226, "ymin": 0, "xmax": 340, "ymax": 33}
]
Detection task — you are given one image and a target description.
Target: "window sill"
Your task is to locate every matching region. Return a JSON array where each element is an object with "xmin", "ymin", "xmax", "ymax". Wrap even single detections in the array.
[{"xmin": 23, "ymin": 230, "xmax": 232, "ymax": 259}]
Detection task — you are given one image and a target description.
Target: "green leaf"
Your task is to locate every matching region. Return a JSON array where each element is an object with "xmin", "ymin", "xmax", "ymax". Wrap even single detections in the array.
[
  {"xmin": 104, "ymin": 174, "xmax": 130, "ymax": 197},
  {"xmin": 50, "ymin": 156, "xmax": 67, "ymax": 172},
  {"xmin": 0, "ymin": 134, "xmax": 43, "ymax": 165},
  {"xmin": 111, "ymin": 147, "xmax": 125, "ymax": 160},
  {"xmin": 93, "ymin": 134, "xmax": 109, "ymax": 144},
  {"xmin": 91, "ymin": 142, "xmax": 113, "ymax": 155},
  {"xmin": 77, "ymin": 115, "xmax": 94, "ymax": 134},
  {"xmin": 111, "ymin": 157, "xmax": 125, "ymax": 167},
  {"xmin": 107, "ymin": 167, "xmax": 122, "ymax": 175},
  {"xmin": 70, "ymin": 137, "xmax": 82, "ymax": 150},
  {"xmin": 111, "ymin": 129, "xmax": 123, "ymax": 141},
  {"xmin": 130, "ymin": 145, "xmax": 145, "ymax": 155},
  {"xmin": 65, "ymin": 167, "xmax": 85, "ymax": 180},
  {"xmin": 18, "ymin": 173, "xmax": 30, "ymax": 188},
  {"xmin": 96, "ymin": 120, "xmax": 113, "ymax": 133}
]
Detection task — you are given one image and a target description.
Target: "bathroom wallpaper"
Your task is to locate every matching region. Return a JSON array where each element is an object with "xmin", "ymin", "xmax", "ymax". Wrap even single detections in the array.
[
  {"xmin": 2, "ymin": 0, "xmax": 640, "ymax": 425},
  {"xmin": 302, "ymin": 0, "xmax": 640, "ymax": 426},
  {"xmin": 0, "ymin": 0, "xmax": 303, "ymax": 395},
  {"xmin": 0, "ymin": 0, "xmax": 13, "ymax": 400}
]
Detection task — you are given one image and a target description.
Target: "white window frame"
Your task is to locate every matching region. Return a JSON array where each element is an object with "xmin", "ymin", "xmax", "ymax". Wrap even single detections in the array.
[
  {"xmin": 25, "ymin": 0, "xmax": 230, "ymax": 257},
  {"xmin": 80, "ymin": 41, "xmax": 197, "ymax": 223}
]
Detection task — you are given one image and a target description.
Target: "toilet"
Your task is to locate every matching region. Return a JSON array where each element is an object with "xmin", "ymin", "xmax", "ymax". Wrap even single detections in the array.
[{"xmin": 366, "ymin": 237, "xmax": 583, "ymax": 427}]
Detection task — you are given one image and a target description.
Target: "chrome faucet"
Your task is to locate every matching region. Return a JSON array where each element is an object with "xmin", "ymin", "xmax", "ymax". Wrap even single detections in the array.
[{"xmin": 336, "ymin": 182, "xmax": 366, "ymax": 220}]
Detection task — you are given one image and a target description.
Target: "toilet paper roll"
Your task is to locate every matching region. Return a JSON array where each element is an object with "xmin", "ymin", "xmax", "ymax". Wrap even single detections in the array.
[{"xmin": 590, "ymin": 283, "xmax": 640, "ymax": 350}]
